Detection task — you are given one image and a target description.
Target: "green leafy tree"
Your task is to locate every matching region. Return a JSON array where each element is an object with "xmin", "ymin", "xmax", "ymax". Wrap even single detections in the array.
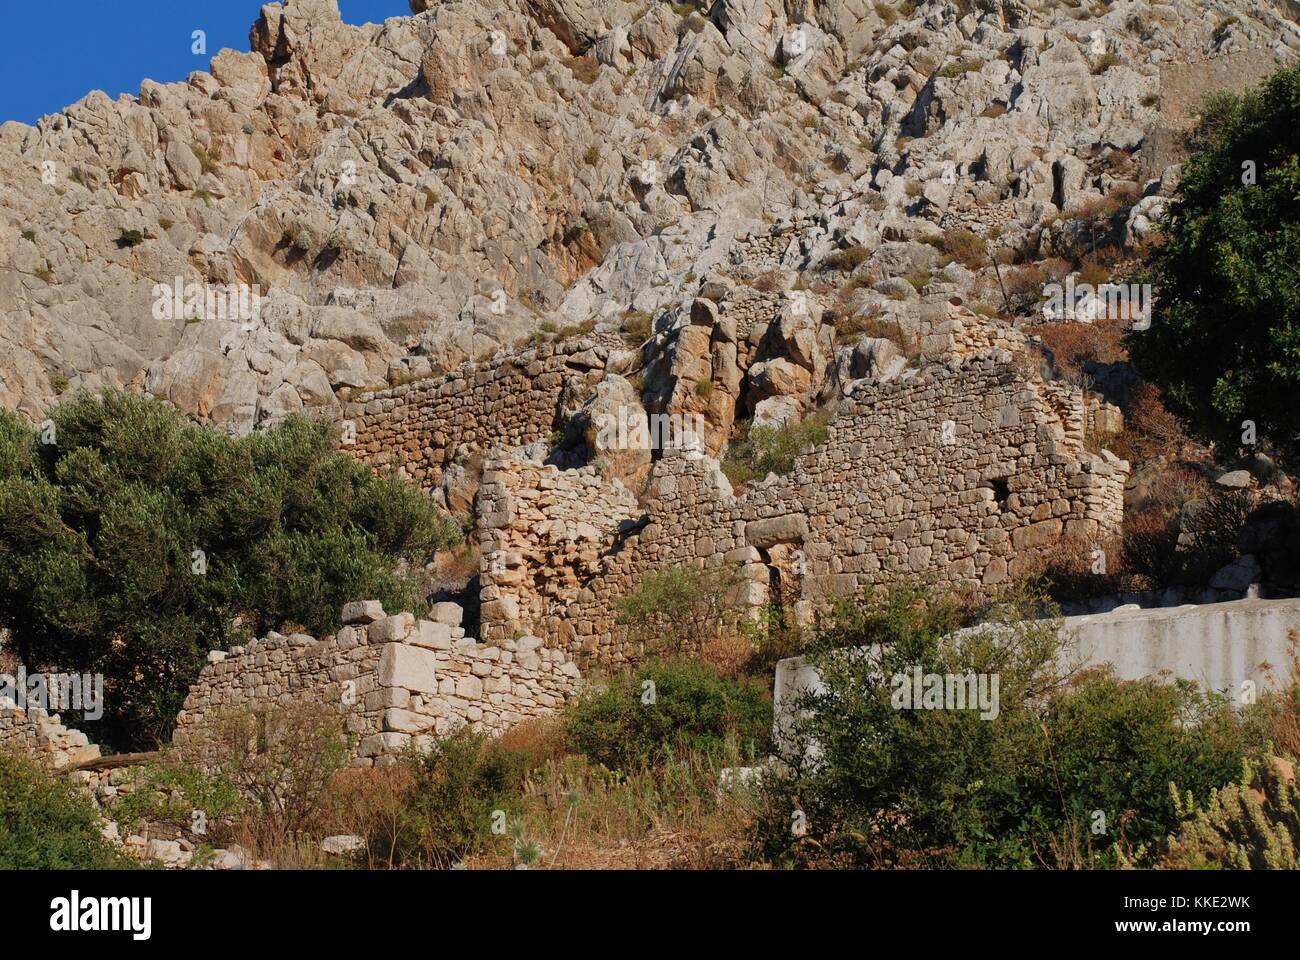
[
  {"xmin": 1128, "ymin": 66, "xmax": 1300, "ymax": 462},
  {"xmin": 0, "ymin": 391, "xmax": 460, "ymax": 750}
]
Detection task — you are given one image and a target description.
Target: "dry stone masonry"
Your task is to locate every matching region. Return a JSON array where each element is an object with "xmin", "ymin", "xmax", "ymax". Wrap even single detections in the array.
[
  {"xmin": 344, "ymin": 336, "xmax": 628, "ymax": 507},
  {"xmin": 174, "ymin": 601, "xmax": 582, "ymax": 765},
  {"xmin": 0, "ymin": 704, "xmax": 101, "ymax": 770},
  {"xmin": 478, "ymin": 354, "xmax": 1127, "ymax": 666}
]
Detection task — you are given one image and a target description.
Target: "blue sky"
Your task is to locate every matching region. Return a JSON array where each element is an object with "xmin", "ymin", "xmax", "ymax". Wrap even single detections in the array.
[{"xmin": 0, "ymin": 0, "xmax": 412, "ymax": 125}]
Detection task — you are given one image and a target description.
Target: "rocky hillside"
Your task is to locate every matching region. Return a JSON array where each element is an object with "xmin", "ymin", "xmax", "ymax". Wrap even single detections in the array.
[{"xmin": 0, "ymin": 0, "xmax": 1293, "ymax": 429}]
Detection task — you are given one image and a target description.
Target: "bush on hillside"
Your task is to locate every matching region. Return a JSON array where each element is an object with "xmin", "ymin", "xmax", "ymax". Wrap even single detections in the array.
[
  {"xmin": 564, "ymin": 659, "xmax": 772, "ymax": 772},
  {"xmin": 384, "ymin": 728, "xmax": 533, "ymax": 869},
  {"xmin": 753, "ymin": 581, "xmax": 1268, "ymax": 868},
  {"xmin": 614, "ymin": 564, "xmax": 744, "ymax": 657},
  {"xmin": 0, "ymin": 391, "xmax": 460, "ymax": 750},
  {"xmin": 722, "ymin": 413, "xmax": 830, "ymax": 487},
  {"xmin": 0, "ymin": 752, "xmax": 134, "ymax": 869},
  {"xmin": 114, "ymin": 702, "xmax": 350, "ymax": 858}
]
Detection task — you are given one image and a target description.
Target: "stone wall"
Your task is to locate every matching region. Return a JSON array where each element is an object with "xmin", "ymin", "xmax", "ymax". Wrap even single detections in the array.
[
  {"xmin": 479, "ymin": 355, "xmax": 1128, "ymax": 666},
  {"xmin": 0, "ymin": 704, "xmax": 101, "ymax": 769},
  {"xmin": 173, "ymin": 601, "xmax": 582, "ymax": 766},
  {"xmin": 477, "ymin": 460, "xmax": 642, "ymax": 643},
  {"xmin": 343, "ymin": 336, "xmax": 624, "ymax": 496}
]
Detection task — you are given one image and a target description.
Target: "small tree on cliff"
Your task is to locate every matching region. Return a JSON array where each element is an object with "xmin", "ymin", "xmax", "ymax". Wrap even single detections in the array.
[
  {"xmin": 0, "ymin": 390, "xmax": 460, "ymax": 751},
  {"xmin": 1127, "ymin": 65, "xmax": 1300, "ymax": 463}
]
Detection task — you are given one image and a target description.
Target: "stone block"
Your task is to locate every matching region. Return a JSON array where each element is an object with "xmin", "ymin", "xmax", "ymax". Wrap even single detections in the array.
[
  {"xmin": 410, "ymin": 620, "xmax": 453, "ymax": 650},
  {"xmin": 359, "ymin": 732, "xmax": 411, "ymax": 757},
  {"xmin": 455, "ymin": 675, "xmax": 484, "ymax": 700},
  {"xmin": 369, "ymin": 613, "xmax": 415, "ymax": 643},
  {"xmin": 383, "ymin": 708, "xmax": 432, "ymax": 734},
  {"xmin": 378, "ymin": 643, "xmax": 439, "ymax": 694},
  {"xmin": 429, "ymin": 602, "xmax": 464, "ymax": 626},
  {"xmin": 342, "ymin": 601, "xmax": 385, "ymax": 624}
]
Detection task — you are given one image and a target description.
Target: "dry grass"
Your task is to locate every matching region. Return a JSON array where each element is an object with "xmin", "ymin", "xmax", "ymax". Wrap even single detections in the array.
[
  {"xmin": 430, "ymin": 539, "xmax": 480, "ymax": 587},
  {"xmin": 1001, "ymin": 263, "xmax": 1048, "ymax": 312},
  {"xmin": 822, "ymin": 244, "xmax": 871, "ymax": 272},
  {"xmin": 700, "ymin": 631, "xmax": 757, "ymax": 678},
  {"xmin": 460, "ymin": 749, "xmax": 762, "ymax": 870},
  {"xmin": 1036, "ymin": 316, "xmax": 1129, "ymax": 381},
  {"xmin": 752, "ymin": 269, "xmax": 786, "ymax": 293},
  {"xmin": 1027, "ymin": 530, "xmax": 1135, "ymax": 600},
  {"xmin": 1103, "ymin": 383, "xmax": 1194, "ymax": 463},
  {"xmin": 564, "ymin": 56, "xmax": 601, "ymax": 84},
  {"xmin": 1266, "ymin": 632, "xmax": 1300, "ymax": 760}
]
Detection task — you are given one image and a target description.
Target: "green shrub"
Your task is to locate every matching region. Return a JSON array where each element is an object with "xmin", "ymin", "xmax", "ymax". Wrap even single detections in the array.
[
  {"xmin": 112, "ymin": 752, "xmax": 246, "ymax": 840},
  {"xmin": 190, "ymin": 144, "xmax": 219, "ymax": 175},
  {"xmin": 116, "ymin": 229, "xmax": 144, "ymax": 248},
  {"xmin": 937, "ymin": 57, "xmax": 983, "ymax": 80},
  {"xmin": 282, "ymin": 228, "xmax": 313, "ymax": 253},
  {"xmin": 0, "ymin": 753, "xmax": 134, "ymax": 869},
  {"xmin": 0, "ymin": 391, "xmax": 460, "ymax": 750},
  {"xmin": 833, "ymin": 310, "xmax": 905, "ymax": 345},
  {"xmin": 1128, "ymin": 65, "xmax": 1300, "ymax": 463},
  {"xmin": 564, "ymin": 660, "xmax": 772, "ymax": 772},
  {"xmin": 620, "ymin": 309, "xmax": 652, "ymax": 342},
  {"xmin": 1091, "ymin": 52, "xmax": 1121, "ymax": 74},
  {"xmin": 615, "ymin": 564, "xmax": 742, "ymax": 657},
  {"xmin": 925, "ymin": 227, "xmax": 987, "ymax": 269},
  {"xmin": 385, "ymin": 728, "xmax": 531, "ymax": 868},
  {"xmin": 722, "ymin": 413, "xmax": 830, "ymax": 486},
  {"xmin": 754, "ymin": 581, "xmax": 1263, "ymax": 868},
  {"xmin": 114, "ymin": 702, "xmax": 349, "ymax": 856},
  {"xmin": 822, "ymin": 245, "xmax": 871, "ymax": 272}
]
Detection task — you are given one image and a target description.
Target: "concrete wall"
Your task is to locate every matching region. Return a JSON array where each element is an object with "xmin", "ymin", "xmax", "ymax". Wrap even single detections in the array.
[
  {"xmin": 1062, "ymin": 598, "xmax": 1299, "ymax": 696},
  {"xmin": 774, "ymin": 598, "xmax": 1300, "ymax": 750}
]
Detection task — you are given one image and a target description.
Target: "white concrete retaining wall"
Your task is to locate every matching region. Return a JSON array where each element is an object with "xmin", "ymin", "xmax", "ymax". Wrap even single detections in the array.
[{"xmin": 774, "ymin": 598, "xmax": 1300, "ymax": 750}]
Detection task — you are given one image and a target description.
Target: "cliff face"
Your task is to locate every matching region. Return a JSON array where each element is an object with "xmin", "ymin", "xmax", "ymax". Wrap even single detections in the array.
[{"xmin": 1, "ymin": 0, "xmax": 1293, "ymax": 433}]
